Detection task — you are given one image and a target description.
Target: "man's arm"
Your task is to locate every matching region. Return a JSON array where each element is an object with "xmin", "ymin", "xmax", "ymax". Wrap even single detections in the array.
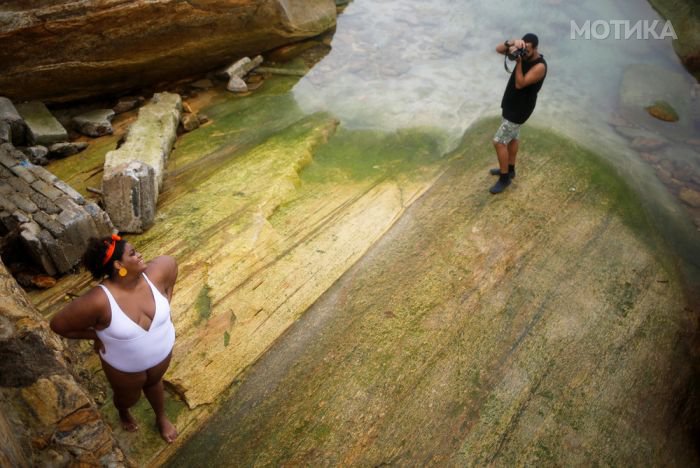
[
  {"xmin": 514, "ymin": 61, "xmax": 546, "ymax": 89},
  {"xmin": 496, "ymin": 39, "xmax": 525, "ymax": 55}
]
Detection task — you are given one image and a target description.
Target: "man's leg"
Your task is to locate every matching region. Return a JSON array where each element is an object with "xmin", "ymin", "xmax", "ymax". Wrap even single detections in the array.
[
  {"xmin": 490, "ymin": 120, "xmax": 519, "ymax": 179},
  {"xmin": 489, "ymin": 119, "xmax": 514, "ymax": 194},
  {"xmin": 490, "ymin": 140, "xmax": 512, "ymax": 194},
  {"xmin": 493, "ymin": 141, "xmax": 510, "ymax": 173},
  {"xmin": 506, "ymin": 138, "xmax": 519, "ymax": 178},
  {"xmin": 507, "ymin": 138, "xmax": 519, "ymax": 166}
]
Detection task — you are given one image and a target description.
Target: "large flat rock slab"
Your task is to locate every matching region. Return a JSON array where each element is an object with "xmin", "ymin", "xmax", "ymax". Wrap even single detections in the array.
[
  {"xmin": 168, "ymin": 119, "xmax": 698, "ymax": 466},
  {"xmin": 0, "ymin": 0, "xmax": 336, "ymax": 102},
  {"xmin": 15, "ymin": 101, "xmax": 67, "ymax": 146}
]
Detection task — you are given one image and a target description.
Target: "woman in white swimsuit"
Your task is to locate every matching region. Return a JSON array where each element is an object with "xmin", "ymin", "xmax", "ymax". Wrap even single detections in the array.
[{"xmin": 50, "ymin": 234, "xmax": 178, "ymax": 443}]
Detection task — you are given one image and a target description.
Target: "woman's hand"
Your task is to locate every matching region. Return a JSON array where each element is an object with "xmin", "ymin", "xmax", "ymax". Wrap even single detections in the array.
[{"xmin": 93, "ymin": 337, "xmax": 105, "ymax": 354}]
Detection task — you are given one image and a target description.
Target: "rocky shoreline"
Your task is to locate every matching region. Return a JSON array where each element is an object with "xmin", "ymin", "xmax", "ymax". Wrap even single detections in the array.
[{"xmin": 0, "ymin": 2, "xmax": 340, "ymax": 465}]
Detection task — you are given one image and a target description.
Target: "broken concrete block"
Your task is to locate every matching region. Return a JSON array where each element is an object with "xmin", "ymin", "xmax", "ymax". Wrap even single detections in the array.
[
  {"xmin": 30, "ymin": 179, "xmax": 64, "ymax": 200},
  {"xmin": 21, "ymin": 146, "xmax": 49, "ymax": 166},
  {"xmin": 113, "ymin": 96, "xmax": 144, "ymax": 114},
  {"xmin": 9, "ymin": 163, "xmax": 36, "ymax": 184},
  {"xmin": 37, "ymin": 228, "xmax": 72, "ymax": 273},
  {"xmin": 0, "ymin": 143, "xmax": 22, "ymax": 168},
  {"xmin": 19, "ymin": 222, "xmax": 57, "ymax": 276},
  {"xmin": 102, "ymin": 161, "xmax": 157, "ymax": 233},
  {"xmin": 84, "ymin": 202, "xmax": 113, "ymax": 237},
  {"xmin": 32, "ymin": 211, "xmax": 63, "ymax": 237},
  {"xmin": 15, "ymin": 101, "xmax": 68, "ymax": 146},
  {"xmin": 53, "ymin": 180, "xmax": 85, "ymax": 205},
  {"xmin": 9, "ymin": 192, "xmax": 37, "ymax": 213},
  {"xmin": 224, "ymin": 55, "xmax": 263, "ymax": 79},
  {"xmin": 73, "ymin": 109, "xmax": 115, "ymax": 137},
  {"xmin": 103, "ymin": 92, "xmax": 181, "ymax": 232},
  {"xmin": 0, "ymin": 97, "xmax": 26, "ymax": 145},
  {"xmin": 227, "ymin": 76, "xmax": 248, "ymax": 93},
  {"xmin": 48, "ymin": 142, "xmax": 88, "ymax": 158}
]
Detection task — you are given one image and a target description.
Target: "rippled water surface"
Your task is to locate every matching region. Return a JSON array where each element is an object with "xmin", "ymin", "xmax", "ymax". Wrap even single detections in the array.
[{"xmin": 294, "ymin": 0, "xmax": 700, "ymax": 272}]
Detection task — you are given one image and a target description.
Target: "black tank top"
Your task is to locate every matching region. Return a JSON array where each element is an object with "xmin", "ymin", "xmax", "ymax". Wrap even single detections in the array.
[{"xmin": 501, "ymin": 54, "xmax": 547, "ymax": 124}]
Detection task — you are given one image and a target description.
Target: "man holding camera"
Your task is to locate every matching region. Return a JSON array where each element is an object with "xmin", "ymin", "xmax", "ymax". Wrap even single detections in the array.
[{"xmin": 490, "ymin": 33, "xmax": 547, "ymax": 194}]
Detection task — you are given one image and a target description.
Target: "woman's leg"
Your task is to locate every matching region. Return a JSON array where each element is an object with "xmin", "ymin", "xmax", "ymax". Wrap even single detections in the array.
[
  {"xmin": 143, "ymin": 353, "xmax": 178, "ymax": 443},
  {"xmin": 101, "ymin": 359, "xmax": 148, "ymax": 431}
]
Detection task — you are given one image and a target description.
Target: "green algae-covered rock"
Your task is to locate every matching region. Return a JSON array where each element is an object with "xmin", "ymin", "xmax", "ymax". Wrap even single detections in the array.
[
  {"xmin": 169, "ymin": 118, "xmax": 698, "ymax": 467},
  {"xmin": 646, "ymin": 100, "xmax": 680, "ymax": 122}
]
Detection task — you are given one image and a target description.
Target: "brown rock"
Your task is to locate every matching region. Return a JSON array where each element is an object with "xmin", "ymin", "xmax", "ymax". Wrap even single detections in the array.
[
  {"xmin": 113, "ymin": 96, "xmax": 144, "ymax": 114},
  {"xmin": 645, "ymin": 101, "xmax": 679, "ymax": 122},
  {"xmin": 0, "ymin": 1, "xmax": 337, "ymax": 103},
  {"xmin": 630, "ymin": 137, "xmax": 667, "ymax": 151},
  {"xmin": 20, "ymin": 375, "xmax": 91, "ymax": 426},
  {"xmin": 31, "ymin": 274, "xmax": 57, "ymax": 289},
  {"xmin": 181, "ymin": 113, "xmax": 201, "ymax": 132},
  {"xmin": 679, "ymin": 187, "xmax": 700, "ymax": 208}
]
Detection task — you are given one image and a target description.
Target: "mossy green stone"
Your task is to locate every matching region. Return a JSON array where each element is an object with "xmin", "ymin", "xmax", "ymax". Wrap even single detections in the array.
[{"xmin": 646, "ymin": 100, "xmax": 680, "ymax": 122}]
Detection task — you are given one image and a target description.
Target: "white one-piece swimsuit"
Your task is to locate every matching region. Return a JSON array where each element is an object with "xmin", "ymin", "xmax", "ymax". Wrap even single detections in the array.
[{"xmin": 96, "ymin": 273, "xmax": 175, "ymax": 373}]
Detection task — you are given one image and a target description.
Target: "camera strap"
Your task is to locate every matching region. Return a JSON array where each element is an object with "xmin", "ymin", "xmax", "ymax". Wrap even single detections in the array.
[{"xmin": 504, "ymin": 54, "xmax": 513, "ymax": 73}]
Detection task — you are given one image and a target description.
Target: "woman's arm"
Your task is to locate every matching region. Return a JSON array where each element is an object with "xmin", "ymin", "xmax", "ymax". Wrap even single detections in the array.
[
  {"xmin": 50, "ymin": 288, "xmax": 108, "ymax": 341},
  {"xmin": 146, "ymin": 255, "xmax": 178, "ymax": 301}
]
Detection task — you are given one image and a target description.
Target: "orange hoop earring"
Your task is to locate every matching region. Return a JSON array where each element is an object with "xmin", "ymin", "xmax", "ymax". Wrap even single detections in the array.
[{"xmin": 118, "ymin": 267, "xmax": 128, "ymax": 277}]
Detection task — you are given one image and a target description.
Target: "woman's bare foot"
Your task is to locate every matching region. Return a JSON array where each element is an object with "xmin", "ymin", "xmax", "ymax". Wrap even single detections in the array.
[
  {"xmin": 118, "ymin": 409, "xmax": 139, "ymax": 432},
  {"xmin": 157, "ymin": 415, "xmax": 178, "ymax": 443}
]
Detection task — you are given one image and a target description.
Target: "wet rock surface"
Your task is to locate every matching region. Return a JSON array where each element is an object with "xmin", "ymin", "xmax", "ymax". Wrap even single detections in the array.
[{"xmin": 169, "ymin": 119, "xmax": 698, "ymax": 467}]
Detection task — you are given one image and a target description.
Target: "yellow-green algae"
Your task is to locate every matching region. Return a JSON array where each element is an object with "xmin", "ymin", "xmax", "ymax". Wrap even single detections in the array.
[{"xmin": 167, "ymin": 118, "xmax": 695, "ymax": 467}]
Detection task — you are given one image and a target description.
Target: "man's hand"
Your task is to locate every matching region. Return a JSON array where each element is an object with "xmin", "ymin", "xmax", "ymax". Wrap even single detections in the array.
[
  {"xmin": 93, "ymin": 337, "xmax": 105, "ymax": 354},
  {"xmin": 509, "ymin": 39, "xmax": 526, "ymax": 53}
]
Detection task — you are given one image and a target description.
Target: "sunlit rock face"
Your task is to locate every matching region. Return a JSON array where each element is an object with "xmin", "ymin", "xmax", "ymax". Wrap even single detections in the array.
[{"xmin": 0, "ymin": 0, "xmax": 337, "ymax": 102}]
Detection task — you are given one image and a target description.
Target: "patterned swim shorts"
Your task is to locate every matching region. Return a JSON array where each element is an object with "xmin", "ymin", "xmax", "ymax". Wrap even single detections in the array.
[{"xmin": 493, "ymin": 118, "xmax": 521, "ymax": 144}]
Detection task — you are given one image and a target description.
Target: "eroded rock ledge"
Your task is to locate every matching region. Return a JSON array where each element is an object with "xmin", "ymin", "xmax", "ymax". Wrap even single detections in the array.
[
  {"xmin": 0, "ymin": 0, "xmax": 337, "ymax": 103},
  {"xmin": 0, "ymin": 258, "xmax": 126, "ymax": 466}
]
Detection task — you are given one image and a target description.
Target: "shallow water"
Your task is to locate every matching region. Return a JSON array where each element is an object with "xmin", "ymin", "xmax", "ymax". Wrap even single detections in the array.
[{"xmin": 294, "ymin": 0, "xmax": 700, "ymax": 276}]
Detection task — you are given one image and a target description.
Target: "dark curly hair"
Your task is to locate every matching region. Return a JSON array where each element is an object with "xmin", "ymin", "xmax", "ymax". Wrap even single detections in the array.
[{"xmin": 82, "ymin": 236, "xmax": 126, "ymax": 280}]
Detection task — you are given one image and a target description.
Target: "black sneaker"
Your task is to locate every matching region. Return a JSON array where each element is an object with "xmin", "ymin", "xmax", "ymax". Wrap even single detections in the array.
[
  {"xmin": 489, "ymin": 177, "xmax": 511, "ymax": 194},
  {"xmin": 489, "ymin": 168, "xmax": 515, "ymax": 178}
]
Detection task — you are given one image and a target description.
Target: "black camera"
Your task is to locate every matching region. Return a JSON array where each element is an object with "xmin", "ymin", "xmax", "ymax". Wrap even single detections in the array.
[{"xmin": 507, "ymin": 47, "xmax": 528, "ymax": 61}]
